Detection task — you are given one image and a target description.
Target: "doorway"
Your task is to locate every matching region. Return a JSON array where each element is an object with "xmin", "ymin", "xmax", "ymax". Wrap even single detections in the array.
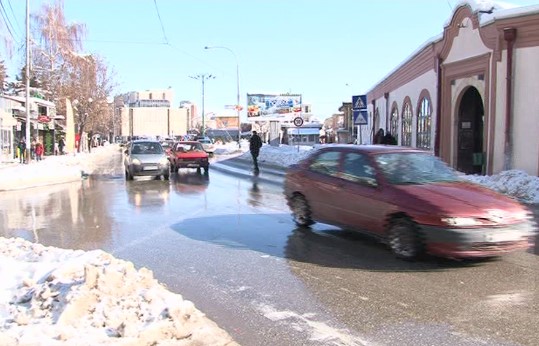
[{"xmin": 457, "ymin": 87, "xmax": 484, "ymax": 174}]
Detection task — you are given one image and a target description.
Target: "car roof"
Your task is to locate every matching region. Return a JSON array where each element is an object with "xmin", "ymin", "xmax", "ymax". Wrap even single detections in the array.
[
  {"xmin": 315, "ymin": 144, "xmax": 428, "ymax": 154},
  {"xmin": 132, "ymin": 139, "xmax": 160, "ymax": 144}
]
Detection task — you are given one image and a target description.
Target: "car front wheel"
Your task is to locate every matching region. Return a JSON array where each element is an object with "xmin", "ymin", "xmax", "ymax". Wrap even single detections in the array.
[
  {"xmin": 388, "ymin": 217, "xmax": 424, "ymax": 261},
  {"xmin": 289, "ymin": 194, "xmax": 314, "ymax": 227}
]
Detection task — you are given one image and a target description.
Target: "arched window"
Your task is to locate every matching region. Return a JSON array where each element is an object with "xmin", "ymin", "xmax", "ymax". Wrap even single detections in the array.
[
  {"xmin": 373, "ymin": 108, "xmax": 380, "ymax": 142},
  {"xmin": 401, "ymin": 102, "xmax": 413, "ymax": 146},
  {"xmin": 416, "ymin": 97, "xmax": 432, "ymax": 149},
  {"xmin": 390, "ymin": 105, "xmax": 398, "ymax": 142}
]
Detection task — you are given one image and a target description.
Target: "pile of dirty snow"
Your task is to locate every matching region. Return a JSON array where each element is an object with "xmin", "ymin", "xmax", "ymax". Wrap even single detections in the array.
[
  {"xmin": 464, "ymin": 170, "xmax": 539, "ymax": 204},
  {"xmin": 0, "ymin": 237, "xmax": 238, "ymax": 346}
]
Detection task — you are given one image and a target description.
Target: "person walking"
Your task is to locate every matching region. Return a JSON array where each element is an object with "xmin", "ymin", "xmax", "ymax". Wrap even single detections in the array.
[
  {"xmin": 30, "ymin": 138, "xmax": 36, "ymax": 160},
  {"xmin": 58, "ymin": 137, "xmax": 65, "ymax": 155},
  {"xmin": 18, "ymin": 138, "xmax": 26, "ymax": 163},
  {"xmin": 249, "ymin": 130, "xmax": 263, "ymax": 172},
  {"xmin": 35, "ymin": 141, "xmax": 44, "ymax": 161}
]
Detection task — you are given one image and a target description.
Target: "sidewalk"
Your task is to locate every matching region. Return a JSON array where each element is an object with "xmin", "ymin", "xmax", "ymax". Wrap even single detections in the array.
[{"xmin": 0, "ymin": 146, "xmax": 116, "ymax": 192}]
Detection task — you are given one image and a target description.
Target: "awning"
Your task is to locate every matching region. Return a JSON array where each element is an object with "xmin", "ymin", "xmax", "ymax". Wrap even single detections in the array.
[{"xmin": 1, "ymin": 95, "xmax": 56, "ymax": 109}]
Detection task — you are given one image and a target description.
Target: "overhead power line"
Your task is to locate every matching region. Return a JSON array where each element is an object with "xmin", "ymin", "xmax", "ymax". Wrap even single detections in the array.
[
  {"xmin": 153, "ymin": 0, "xmax": 169, "ymax": 45},
  {"xmin": 6, "ymin": 0, "xmax": 22, "ymax": 35},
  {"xmin": 0, "ymin": 0, "xmax": 19, "ymax": 42}
]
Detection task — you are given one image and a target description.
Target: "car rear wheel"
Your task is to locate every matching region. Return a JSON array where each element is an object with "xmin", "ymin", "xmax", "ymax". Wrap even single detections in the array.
[
  {"xmin": 388, "ymin": 217, "xmax": 424, "ymax": 261},
  {"xmin": 289, "ymin": 194, "xmax": 314, "ymax": 227}
]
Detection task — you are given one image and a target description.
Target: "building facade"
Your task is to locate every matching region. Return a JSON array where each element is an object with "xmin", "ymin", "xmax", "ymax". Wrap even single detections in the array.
[
  {"xmin": 366, "ymin": 1, "xmax": 539, "ymax": 176},
  {"xmin": 116, "ymin": 89, "xmax": 189, "ymax": 139},
  {"xmin": 1, "ymin": 95, "xmax": 58, "ymax": 161}
]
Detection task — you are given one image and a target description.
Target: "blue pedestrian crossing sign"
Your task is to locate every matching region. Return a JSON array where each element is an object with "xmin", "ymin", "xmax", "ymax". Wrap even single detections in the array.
[{"xmin": 352, "ymin": 95, "xmax": 367, "ymax": 125}]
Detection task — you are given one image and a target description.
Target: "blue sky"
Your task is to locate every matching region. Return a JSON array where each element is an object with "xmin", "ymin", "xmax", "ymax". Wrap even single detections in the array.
[{"xmin": 3, "ymin": 0, "xmax": 539, "ymax": 120}]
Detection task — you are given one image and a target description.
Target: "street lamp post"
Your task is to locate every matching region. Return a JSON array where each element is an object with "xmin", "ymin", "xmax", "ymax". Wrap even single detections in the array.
[
  {"xmin": 204, "ymin": 46, "xmax": 241, "ymax": 146},
  {"xmin": 189, "ymin": 74, "xmax": 215, "ymax": 137}
]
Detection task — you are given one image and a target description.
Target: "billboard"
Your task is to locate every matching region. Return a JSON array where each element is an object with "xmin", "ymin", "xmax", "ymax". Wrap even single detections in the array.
[{"xmin": 247, "ymin": 93, "xmax": 302, "ymax": 118}]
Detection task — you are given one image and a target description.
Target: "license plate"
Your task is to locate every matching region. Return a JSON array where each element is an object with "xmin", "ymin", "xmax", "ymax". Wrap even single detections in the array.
[
  {"xmin": 485, "ymin": 231, "xmax": 518, "ymax": 242},
  {"xmin": 144, "ymin": 165, "xmax": 158, "ymax": 170}
]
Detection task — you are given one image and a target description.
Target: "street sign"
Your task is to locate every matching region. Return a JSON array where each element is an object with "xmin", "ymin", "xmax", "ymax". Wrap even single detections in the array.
[
  {"xmin": 352, "ymin": 95, "xmax": 368, "ymax": 125},
  {"xmin": 293, "ymin": 117, "xmax": 304, "ymax": 127}
]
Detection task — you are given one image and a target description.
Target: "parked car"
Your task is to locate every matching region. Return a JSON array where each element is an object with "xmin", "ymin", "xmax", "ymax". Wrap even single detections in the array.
[
  {"xmin": 284, "ymin": 144, "xmax": 536, "ymax": 260},
  {"xmin": 168, "ymin": 141, "xmax": 209, "ymax": 174},
  {"xmin": 197, "ymin": 137, "xmax": 215, "ymax": 155},
  {"xmin": 124, "ymin": 140, "xmax": 170, "ymax": 180}
]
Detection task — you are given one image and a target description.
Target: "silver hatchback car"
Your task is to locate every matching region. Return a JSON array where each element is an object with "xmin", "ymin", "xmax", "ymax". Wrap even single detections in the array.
[{"xmin": 124, "ymin": 140, "xmax": 170, "ymax": 180}]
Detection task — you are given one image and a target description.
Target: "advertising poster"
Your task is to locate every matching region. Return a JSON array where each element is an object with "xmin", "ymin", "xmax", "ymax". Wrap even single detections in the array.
[{"xmin": 247, "ymin": 94, "xmax": 302, "ymax": 118}]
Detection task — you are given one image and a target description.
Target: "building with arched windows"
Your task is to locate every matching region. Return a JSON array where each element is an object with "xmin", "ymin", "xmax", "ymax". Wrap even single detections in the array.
[{"xmin": 366, "ymin": 1, "xmax": 539, "ymax": 176}]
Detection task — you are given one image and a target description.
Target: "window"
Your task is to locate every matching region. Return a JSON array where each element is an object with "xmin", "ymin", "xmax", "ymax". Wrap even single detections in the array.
[
  {"xmin": 390, "ymin": 105, "xmax": 399, "ymax": 142},
  {"xmin": 416, "ymin": 97, "xmax": 432, "ymax": 149},
  {"xmin": 375, "ymin": 152, "xmax": 458, "ymax": 185},
  {"xmin": 309, "ymin": 151, "xmax": 340, "ymax": 177},
  {"xmin": 401, "ymin": 102, "xmax": 412, "ymax": 146},
  {"xmin": 342, "ymin": 152, "xmax": 377, "ymax": 186}
]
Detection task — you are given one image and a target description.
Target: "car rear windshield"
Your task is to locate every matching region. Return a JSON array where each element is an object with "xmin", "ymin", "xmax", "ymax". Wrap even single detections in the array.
[
  {"xmin": 374, "ymin": 152, "xmax": 459, "ymax": 185},
  {"xmin": 176, "ymin": 143, "xmax": 205, "ymax": 152},
  {"xmin": 131, "ymin": 142, "xmax": 164, "ymax": 154}
]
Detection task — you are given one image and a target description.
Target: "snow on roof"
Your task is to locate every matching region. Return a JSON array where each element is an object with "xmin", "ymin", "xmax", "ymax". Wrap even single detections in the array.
[
  {"xmin": 451, "ymin": 0, "xmax": 539, "ymax": 25},
  {"xmin": 368, "ymin": 0, "xmax": 539, "ymax": 95},
  {"xmin": 1, "ymin": 95, "xmax": 56, "ymax": 108}
]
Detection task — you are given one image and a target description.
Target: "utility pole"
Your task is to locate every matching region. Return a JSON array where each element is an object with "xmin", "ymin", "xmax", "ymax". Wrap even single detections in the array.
[
  {"xmin": 204, "ymin": 46, "xmax": 241, "ymax": 146},
  {"xmin": 25, "ymin": 0, "xmax": 31, "ymax": 163},
  {"xmin": 189, "ymin": 74, "xmax": 215, "ymax": 137}
]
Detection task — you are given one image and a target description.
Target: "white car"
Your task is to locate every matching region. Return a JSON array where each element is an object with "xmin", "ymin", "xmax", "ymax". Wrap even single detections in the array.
[
  {"xmin": 197, "ymin": 137, "xmax": 215, "ymax": 155},
  {"xmin": 124, "ymin": 140, "xmax": 170, "ymax": 180}
]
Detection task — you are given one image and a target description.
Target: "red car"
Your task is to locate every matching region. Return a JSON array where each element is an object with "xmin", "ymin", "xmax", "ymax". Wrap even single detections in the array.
[
  {"xmin": 284, "ymin": 145, "xmax": 536, "ymax": 260},
  {"xmin": 168, "ymin": 141, "xmax": 209, "ymax": 174}
]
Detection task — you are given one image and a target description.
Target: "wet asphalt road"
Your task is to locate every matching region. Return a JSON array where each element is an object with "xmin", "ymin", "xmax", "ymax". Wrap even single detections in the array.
[{"xmin": 0, "ymin": 149, "xmax": 538, "ymax": 346}]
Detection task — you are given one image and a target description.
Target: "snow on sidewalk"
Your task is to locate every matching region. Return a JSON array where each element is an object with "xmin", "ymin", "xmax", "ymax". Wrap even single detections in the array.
[{"xmin": 0, "ymin": 237, "xmax": 238, "ymax": 346}]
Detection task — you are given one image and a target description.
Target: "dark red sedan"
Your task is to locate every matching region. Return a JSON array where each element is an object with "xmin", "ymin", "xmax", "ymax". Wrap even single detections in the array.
[
  {"xmin": 168, "ymin": 141, "xmax": 209, "ymax": 174},
  {"xmin": 284, "ymin": 145, "xmax": 536, "ymax": 260}
]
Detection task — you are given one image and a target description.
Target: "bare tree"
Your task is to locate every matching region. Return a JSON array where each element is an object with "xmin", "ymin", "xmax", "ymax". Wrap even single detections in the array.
[
  {"xmin": 0, "ymin": 61, "xmax": 6, "ymax": 93},
  {"xmin": 63, "ymin": 54, "xmax": 115, "ymax": 150},
  {"xmin": 30, "ymin": 0, "xmax": 87, "ymax": 111},
  {"xmin": 29, "ymin": 0, "xmax": 116, "ymax": 145}
]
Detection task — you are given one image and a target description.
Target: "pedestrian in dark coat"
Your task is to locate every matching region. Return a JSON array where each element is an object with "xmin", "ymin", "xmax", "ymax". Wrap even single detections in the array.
[
  {"xmin": 383, "ymin": 132, "xmax": 397, "ymax": 145},
  {"xmin": 374, "ymin": 128, "xmax": 385, "ymax": 144},
  {"xmin": 58, "ymin": 137, "xmax": 65, "ymax": 155},
  {"xmin": 18, "ymin": 138, "xmax": 26, "ymax": 163},
  {"xmin": 249, "ymin": 131, "xmax": 263, "ymax": 172}
]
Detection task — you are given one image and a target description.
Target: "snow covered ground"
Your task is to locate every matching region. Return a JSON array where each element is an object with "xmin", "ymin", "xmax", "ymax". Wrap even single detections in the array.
[
  {"xmin": 0, "ymin": 144, "xmax": 241, "ymax": 346},
  {"xmin": 0, "ymin": 141, "xmax": 538, "ymax": 345}
]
